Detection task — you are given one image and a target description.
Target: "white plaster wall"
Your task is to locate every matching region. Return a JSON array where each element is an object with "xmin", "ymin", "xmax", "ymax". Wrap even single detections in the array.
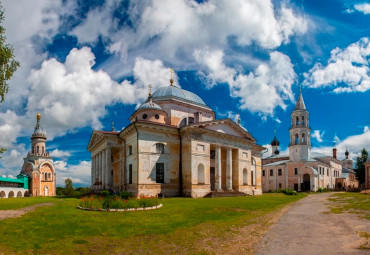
[{"xmin": 0, "ymin": 187, "xmax": 27, "ymax": 198}]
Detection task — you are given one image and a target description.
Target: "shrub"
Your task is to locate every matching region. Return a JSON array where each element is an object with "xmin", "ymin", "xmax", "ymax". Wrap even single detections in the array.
[
  {"xmin": 79, "ymin": 195, "xmax": 103, "ymax": 210},
  {"xmin": 138, "ymin": 197, "xmax": 159, "ymax": 208},
  {"xmin": 119, "ymin": 191, "xmax": 134, "ymax": 200},
  {"xmin": 282, "ymin": 188, "xmax": 298, "ymax": 196},
  {"xmin": 100, "ymin": 190, "xmax": 110, "ymax": 197},
  {"xmin": 78, "ymin": 195, "xmax": 160, "ymax": 210}
]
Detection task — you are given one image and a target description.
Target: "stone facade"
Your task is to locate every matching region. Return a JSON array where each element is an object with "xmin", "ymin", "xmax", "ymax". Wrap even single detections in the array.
[
  {"xmin": 20, "ymin": 113, "xmax": 56, "ymax": 196},
  {"xmin": 88, "ymin": 82, "xmax": 264, "ymax": 197},
  {"xmin": 262, "ymin": 89, "xmax": 358, "ymax": 192},
  {"xmin": 365, "ymin": 158, "xmax": 370, "ymax": 189}
]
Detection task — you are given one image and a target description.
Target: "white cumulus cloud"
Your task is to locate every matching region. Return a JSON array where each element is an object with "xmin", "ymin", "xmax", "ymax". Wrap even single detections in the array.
[
  {"xmin": 354, "ymin": 3, "xmax": 370, "ymax": 14},
  {"xmin": 304, "ymin": 37, "xmax": 370, "ymax": 93},
  {"xmin": 312, "ymin": 130, "xmax": 325, "ymax": 143}
]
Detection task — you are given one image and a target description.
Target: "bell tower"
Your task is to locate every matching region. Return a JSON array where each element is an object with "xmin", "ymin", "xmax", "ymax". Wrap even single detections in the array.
[
  {"xmin": 289, "ymin": 86, "xmax": 311, "ymax": 161},
  {"xmin": 31, "ymin": 112, "xmax": 47, "ymax": 156}
]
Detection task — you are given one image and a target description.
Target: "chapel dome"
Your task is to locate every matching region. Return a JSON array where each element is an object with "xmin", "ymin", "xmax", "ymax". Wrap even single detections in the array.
[
  {"xmin": 151, "ymin": 85, "xmax": 207, "ymax": 106},
  {"xmin": 137, "ymin": 101, "xmax": 163, "ymax": 111},
  {"xmin": 271, "ymin": 136, "xmax": 280, "ymax": 146},
  {"xmin": 31, "ymin": 112, "xmax": 46, "ymax": 139}
]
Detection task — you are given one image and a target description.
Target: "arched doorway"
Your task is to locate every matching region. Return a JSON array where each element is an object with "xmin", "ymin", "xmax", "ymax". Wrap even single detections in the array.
[
  {"xmin": 17, "ymin": 191, "xmax": 22, "ymax": 197},
  {"xmin": 44, "ymin": 186, "xmax": 49, "ymax": 196},
  {"xmin": 0, "ymin": 191, "xmax": 6, "ymax": 198},
  {"xmin": 24, "ymin": 191, "xmax": 29, "ymax": 197},
  {"xmin": 8, "ymin": 191, "xmax": 14, "ymax": 198},
  {"xmin": 302, "ymin": 174, "xmax": 310, "ymax": 191}
]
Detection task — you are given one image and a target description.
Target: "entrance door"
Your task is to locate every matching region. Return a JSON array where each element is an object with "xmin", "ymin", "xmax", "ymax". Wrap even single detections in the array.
[
  {"xmin": 210, "ymin": 167, "xmax": 215, "ymax": 191},
  {"xmin": 44, "ymin": 186, "xmax": 49, "ymax": 196},
  {"xmin": 302, "ymin": 174, "xmax": 310, "ymax": 191},
  {"xmin": 294, "ymin": 183, "xmax": 298, "ymax": 191}
]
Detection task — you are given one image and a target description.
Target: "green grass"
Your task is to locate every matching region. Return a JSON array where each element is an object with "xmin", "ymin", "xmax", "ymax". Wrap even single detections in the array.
[
  {"xmin": 0, "ymin": 197, "xmax": 56, "ymax": 210},
  {"xmin": 328, "ymin": 192, "xmax": 370, "ymax": 220},
  {"xmin": 0, "ymin": 194, "xmax": 305, "ymax": 254}
]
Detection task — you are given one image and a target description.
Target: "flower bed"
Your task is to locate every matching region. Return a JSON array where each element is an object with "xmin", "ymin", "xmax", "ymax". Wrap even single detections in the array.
[{"xmin": 78, "ymin": 194, "xmax": 161, "ymax": 212}]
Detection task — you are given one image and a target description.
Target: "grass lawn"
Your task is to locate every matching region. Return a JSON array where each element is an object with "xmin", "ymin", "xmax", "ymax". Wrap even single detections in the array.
[
  {"xmin": 0, "ymin": 197, "xmax": 56, "ymax": 210},
  {"xmin": 328, "ymin": 192, "xmax": 370, "ymax": 220},
  {"xmin": 0, "ymin": 194, "xmax": 305, "ymax": 255}
]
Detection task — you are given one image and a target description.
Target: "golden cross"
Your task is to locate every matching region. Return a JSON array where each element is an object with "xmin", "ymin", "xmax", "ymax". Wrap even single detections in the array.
[
  {"xmin": 170, "ymin": 68, "xmax": 174, "ymax": 85},
  {"xmin": 148, "ymin": 84, "xmax": 152, "ymax": 96}
]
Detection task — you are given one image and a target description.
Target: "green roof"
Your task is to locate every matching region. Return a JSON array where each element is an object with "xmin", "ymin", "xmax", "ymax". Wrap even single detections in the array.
[{"xmin": 0, "ymin": 176, "xmax": 24, "ymax": 183}]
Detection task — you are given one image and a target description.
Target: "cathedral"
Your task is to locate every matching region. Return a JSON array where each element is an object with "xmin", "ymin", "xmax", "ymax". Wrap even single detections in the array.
[
  {"xmin": 262, "ymin": 88, "xmax": 358, "ymax": 192},
  {"xmin": 88, "ymin": 76, "xmax": 264, "ymax": 198},
  {"xmin": 20, "ymin": 113, "xmax": 56, "ymax": 196}
]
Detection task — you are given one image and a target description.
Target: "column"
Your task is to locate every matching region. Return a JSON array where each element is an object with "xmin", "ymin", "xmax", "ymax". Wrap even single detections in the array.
[
  {"xmin": 119, "ymin": 154, "xmax": 122, "ymax": 191},
  {"xmin": 102, "ymin": 148, "xmax": 106, "ymax": 189},
  {"xmin": 99, "ymin": 151, "xmax": 103, "ymax": 190},
  {"xmin": 91, "ymin": 155, "xmax": 95, "ymax": 189},
  {"xmin": 226, "ymin": 148, "xmax": 233, "ymax": 191},
  {"xmin": 106, "ymin": 147, "xmax": 111, "ymax": 190},
  {"xmin": 215, "ymin": 146, "xmax": 222, "ymax": 191}
]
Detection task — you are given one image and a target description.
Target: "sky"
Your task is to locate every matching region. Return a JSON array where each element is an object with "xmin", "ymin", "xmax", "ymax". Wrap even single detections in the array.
[{"xmin": 0, "ymin": 0, "xmax": 369, "ymax": 187}]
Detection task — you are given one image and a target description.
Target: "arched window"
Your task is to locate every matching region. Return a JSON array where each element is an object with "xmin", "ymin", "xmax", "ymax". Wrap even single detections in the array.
[
  {"xmin": 45, "ymin": 172, "xmax": 47, "ymax": 180},
  {"xmin": 243, "ymin": 168, "xmax": 248, "ymax": 185},
  {"xmin": 251, "ymin": 158, "xmax": 256, "ymax": 186},
  {"xmin": 42, "ymin": 146, "xmax": 45, "ymax": 154},
  {"xmin": 251, "ymin": 171, "xmax": 254, "ymax": 186},
  {"xmin": 188, "ymin": 117, "xmax": 194, "ymax": 125},
  {"xmin": 155, "ymin": 143, "xmax": 165, "ymax": 154},
  {"xmin": 127, "ymin": 145, "xmax": 133, "ymax": 156},
  {"xmin": 198, "ymin": 164, "xmax": 205, "ymax": 184},
  {"xmin": 301, "ymin": 116, "xmax": 305, "ymax": 125},
  {"xmin": 48, "ymin": 173, "xmax": 51, "ymax": 180},
  {"xmin": 302, "ymin": 133, "xmax": 305, "ymax": 143},
  {"xmin": 295, "ymin": 134, "xmax": 299, "ymax": 144},
  {"xmin": 296, "ymin": 116, "xmax": 299, "ymax": 125},
  {"xmin": 37, "ymin": 146, "xmax": 39, "ymax": 154}
]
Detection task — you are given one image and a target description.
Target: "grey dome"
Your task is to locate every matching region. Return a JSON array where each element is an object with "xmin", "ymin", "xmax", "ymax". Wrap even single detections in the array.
[
  {"xmin": 152, "ymin": 86, "xmax": 206, "ymax": 106},
  {"xmin": 137, "ymin": 101, "xmax": 163, "ymax": 111}
]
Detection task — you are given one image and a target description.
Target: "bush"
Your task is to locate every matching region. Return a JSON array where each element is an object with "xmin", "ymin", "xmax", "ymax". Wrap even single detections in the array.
[
  {"xmin": 138, "ymin": 197, "xmax": 159, "ymax": 208},
  {"xmin": 100, "ymin": 190, "xmax": 110, "ymax": 197},
  {"xmin": 79, "ymin": 196, "xmax": 103, "ymax": 210},
  {"xmin": 282, "ymin": 188, "xmax": 298, "ymax": 196},
  {"xmin": 119, "ymin": 191, "xmax": 134, "ymax": 200},
  {"xmin": 78, "ymin": 195, "xmax": 160, "ymax": 210}
]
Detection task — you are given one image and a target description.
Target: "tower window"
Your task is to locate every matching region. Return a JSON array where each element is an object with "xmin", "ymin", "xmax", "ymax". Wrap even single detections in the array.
[
  {"xmin": 295, "ymin": 168, "xmax": 298, "ymax": 175},
  {"xmin": 302, "ymin": 116, "xmax": 305, "ymax": 125},
  {"xmin": 156, "ymin": 143, "xmax": 165, "ymax": 154},
  {"xmin": 302, "ymin": 134, "xmax": 305, "ymax": 143},
  {"xmin": 37, "ymin": 146, "xmax": 39, "ymax": 154},
  {"xmin": 262, "ymin": 170, "xmax": 265, "ymax": 176},
  {"xmin": 296, "ymin": 116, "xmax": 299, "ymax": 125},
  {"xmin": 142, "ymin": 114, "xmax": 148, "ymax": 119},
  {"xmin": 155, "ymin": 114, "xmax": 159, "ymax": 119},
  {"xmin": 295, "ymin": 134, "xmax": 299, "ymax": 144}
]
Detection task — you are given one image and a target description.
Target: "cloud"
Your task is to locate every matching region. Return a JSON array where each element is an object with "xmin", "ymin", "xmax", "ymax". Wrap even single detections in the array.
[
  {"xmin": 354, "ymin": 3, "xmax": 370, "ymax": 14},
  {"xmin": 311, "ymin": 130, "xmax": 325, "ymax": 143},
  {"xmin": 49, "ymin": 149, "xmax": 71, "ymax": 159},
  {"xmin": 303, "ymin": 37, "xmax": 370, "ymax": 93},
  {"xmin": 195, "ymin": 49, "xmax": 296, "ymax": 116},
  {"xmin": 312, "ymin": 128, "xmax": 370, "ymax": 160},
  {"xmin": 54, "ymin": 160, "xmax": 91, "ymax": 186}
]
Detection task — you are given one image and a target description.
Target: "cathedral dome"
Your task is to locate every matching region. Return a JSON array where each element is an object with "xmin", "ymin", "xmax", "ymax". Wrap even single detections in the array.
[
  {"xmin": 271, "ymin": 136, "xmax": 280, "ymax": 146},
  {"xmin": 31, "ymin": 112, "xmax": 46, "ymax": 139},
  {"xmin": 152, "ymin": 85, "xmax": 207, "ymax": 106}
]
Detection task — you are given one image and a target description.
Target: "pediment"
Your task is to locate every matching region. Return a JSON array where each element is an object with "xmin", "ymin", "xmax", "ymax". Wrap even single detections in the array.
[
  {"xmin": 190, "ymin": 119, "xmax": 255, "ymax": 141},
  {"xmin": 87, "ymin": 131, "xmax": 104, "ymax": 151}
]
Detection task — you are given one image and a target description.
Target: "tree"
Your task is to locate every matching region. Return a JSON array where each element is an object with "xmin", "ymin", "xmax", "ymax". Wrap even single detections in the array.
[
  {"xmin": 64, "ymin": 178, "xmax": 74, "ymax": 197},
  {"xmin": 0, "ymin": 4, "xmax": 20, "ymax": 158},
  {"xmin": 355, "ymin": 148, "xmax": 368, "ymax": 185}
]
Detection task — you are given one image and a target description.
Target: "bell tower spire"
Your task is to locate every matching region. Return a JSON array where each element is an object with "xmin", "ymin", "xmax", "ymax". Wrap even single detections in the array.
[{"xmin": 289, "ymin": 86, "xmax": 311, "ymax": 161}]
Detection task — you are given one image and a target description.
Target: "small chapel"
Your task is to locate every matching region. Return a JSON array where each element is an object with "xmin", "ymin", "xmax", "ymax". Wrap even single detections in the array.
[
  {"xmin": 262, "ymin": 88, "xmax": 358, "ymax": 192},
  {"xmin": 88, "ymin": 73, "xmax": 264, "ymax": 198},
  {"xmin": 20, "ymin": 112, "xmax": 56, "ymax": 196}
]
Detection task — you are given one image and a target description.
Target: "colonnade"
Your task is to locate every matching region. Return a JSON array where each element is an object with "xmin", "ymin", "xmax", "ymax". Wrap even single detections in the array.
[
  {"xmin": 214, "ymin": 146, "xmax": 233, "ymax": 191},
  {"xmin": 91, "ymin": 147, "xmax": 112, "ymax": 190}
]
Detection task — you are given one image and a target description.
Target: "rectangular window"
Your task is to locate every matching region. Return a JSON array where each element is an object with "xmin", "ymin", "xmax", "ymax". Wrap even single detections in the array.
[
  {"xmin": 262, "ymin": 170, "xmax": 265, "ymax": 177},
  {"xmin": 327, "ymin": 169, "xmax": 329, "ymax": 176},
  {"xmin": 156, "ymin": 143, "xmax": 165, "ymax": 154},
  {"xmin": 270, "ymin": 169, "xmax": 273, "ymax": 176},
  {"xmin": 156, "ymin": 163, "xmax": 165, "ymax": 183},
  {"xmin": 279, "ymin": 183, "xmax": 282, "ymax": 188},
  {"xmin": 295, "ymin": 168, "xmax": 298, "ymax": 175},
  {"xmin": 128, "ymin": 145, "xmax": 132, "ymax": 156},
  {"xmin": 243, "ymin": 152, "xmax": 248, "ymax": 158},
  {"xmin": 128, "ymin": 164, "xmax": 132, "ymax": 184},
  {"xmin": 278, "ymin": 169, "xmax": 282, "ymax": 176}
]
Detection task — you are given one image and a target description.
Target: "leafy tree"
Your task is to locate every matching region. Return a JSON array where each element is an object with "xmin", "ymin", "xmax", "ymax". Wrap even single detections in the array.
[
  {"xmin": 0, "ymin": 4, "xmax": 20, "ymax": 158},
  {"xmin": 355, "ymin": 148, "xmax": 368, "ymax": 185},
  {"xmin": 64, "ymin": 178, "xmax": 74, "ymax": 197}
]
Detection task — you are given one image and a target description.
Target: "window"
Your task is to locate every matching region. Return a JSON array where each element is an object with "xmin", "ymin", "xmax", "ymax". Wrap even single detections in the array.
[
  {"xmin": 302, "ymin": 116, "xmax": 305, "ymax": 125},
  {"xmin": 327, "ymin": 169, "xmax": 329, "ymax": 176},
  {"xmin": 295, "ymin": 168, "xmax": 298, "ymax": 175},
  {"xmin": 251, "ymin": 171, "xmax": 254, "ymax": 186},
  {"xmin": 44, "ymin": 172, "xmax": 47, "ymax": 180},
  {"xmin": 37, "ymin": 146, "xmax": 39, "ymax": 154},
  {"xmin": 48, "ymin": 173, "xmax": 51, "ymax": 180},
  {"xmin": 156, "ymin": 143, "xmax": 165, "ymax": 154},
  {"xmin": 279, "ymin": 183, "xmax": 282, "ymax": 188},
  {"xmin": 198, "ymin": 164, "xmax": 205, "ymax": 184},
  {"xmin": 128, "ymin": 164, "xmax": 132, "ymax": 184},
  {"xmin": 243, "ymin": 152, "xmax": 248, "ymax": 158},
  {"xmin": 128, "ymin": 145, "xmax": 133, "ymax": 156},
  {"xmin": 302, "ymin": 134, "xmax": 305, "ymax": 143},
  {"xmin": 179, "ymin": 118, "xmax": 187, "ymax": 128},
  {"xmin": 296, "ymin": 116, "xmax": 299, "ymax": 125},
  {"xmin": 156, "ymin": 163, "xmax": 164, "ymax": 183},
  {"xmin": 210, "ymin": 150, "xmax": 215, "ymax": 159},
  {"xmin": 243, "ymin": 168, "xmax": 248, "ymax": 185},
  {"xmin": 270, "ymin": 169, "xmax": 273, "ymax": 176},
  {"xmin": 188, "ymin": 117, "xmax": 194, "ymax": 125},
  {"xmin": 262, "ymin": 170, "xmax": 265, "ymax": 177},
  {"xmin": 142, "ymin": 114, "xmax": 148, "ymax": 119},
  {"xmin": 319, "ymin": 167, "xmax": 321, "ymax": 175},
  {"xmin": 278, "ymin": 169, "xmax": 282, "ymax": 176},
  {"xmin": 42, "ymin": 147, "xmax": 45, "ymax": 154},
  {"xmin": 295, "ymin": 134, "xmax": 299, "ymax": 144},
  {"xmin": 155, "ymin": 114, "xmax": 159, "ymax": 119}
]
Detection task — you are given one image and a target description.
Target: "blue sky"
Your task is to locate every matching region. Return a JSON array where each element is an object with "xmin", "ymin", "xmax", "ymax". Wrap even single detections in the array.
[{"xmin": 0, "ymin": 0, "xmax": 369, "ymax": 186}]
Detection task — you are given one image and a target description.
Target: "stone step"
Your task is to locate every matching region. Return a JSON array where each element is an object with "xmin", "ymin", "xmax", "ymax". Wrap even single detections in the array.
[{"xmin": 205, "ymin": 191, "xmax": 249, "ymax": 198}]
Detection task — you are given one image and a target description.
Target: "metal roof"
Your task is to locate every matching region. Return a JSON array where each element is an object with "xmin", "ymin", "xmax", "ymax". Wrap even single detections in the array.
[
  {"xmin": 137, "ymin": 101, "xmax": 163, "ymax": 111},
  {"xmin": 152, "ymin": 85, "xmax": 207, "ymax": 106}
]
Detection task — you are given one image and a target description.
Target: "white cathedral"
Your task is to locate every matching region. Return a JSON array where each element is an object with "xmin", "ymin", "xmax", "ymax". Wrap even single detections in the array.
[{"xmin": 88, "ymin": 76, "xmax": 264, "ymax": 197}]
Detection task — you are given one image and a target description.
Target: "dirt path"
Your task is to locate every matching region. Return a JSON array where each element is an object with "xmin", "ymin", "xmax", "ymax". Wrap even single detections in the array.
[
  {"xmin": 0, "ymin": 203, "xmax": 54, "ymax": 220},
  {"xmin": 253, "ymin": 193, "xmax": 369, "ymax": 255}
]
